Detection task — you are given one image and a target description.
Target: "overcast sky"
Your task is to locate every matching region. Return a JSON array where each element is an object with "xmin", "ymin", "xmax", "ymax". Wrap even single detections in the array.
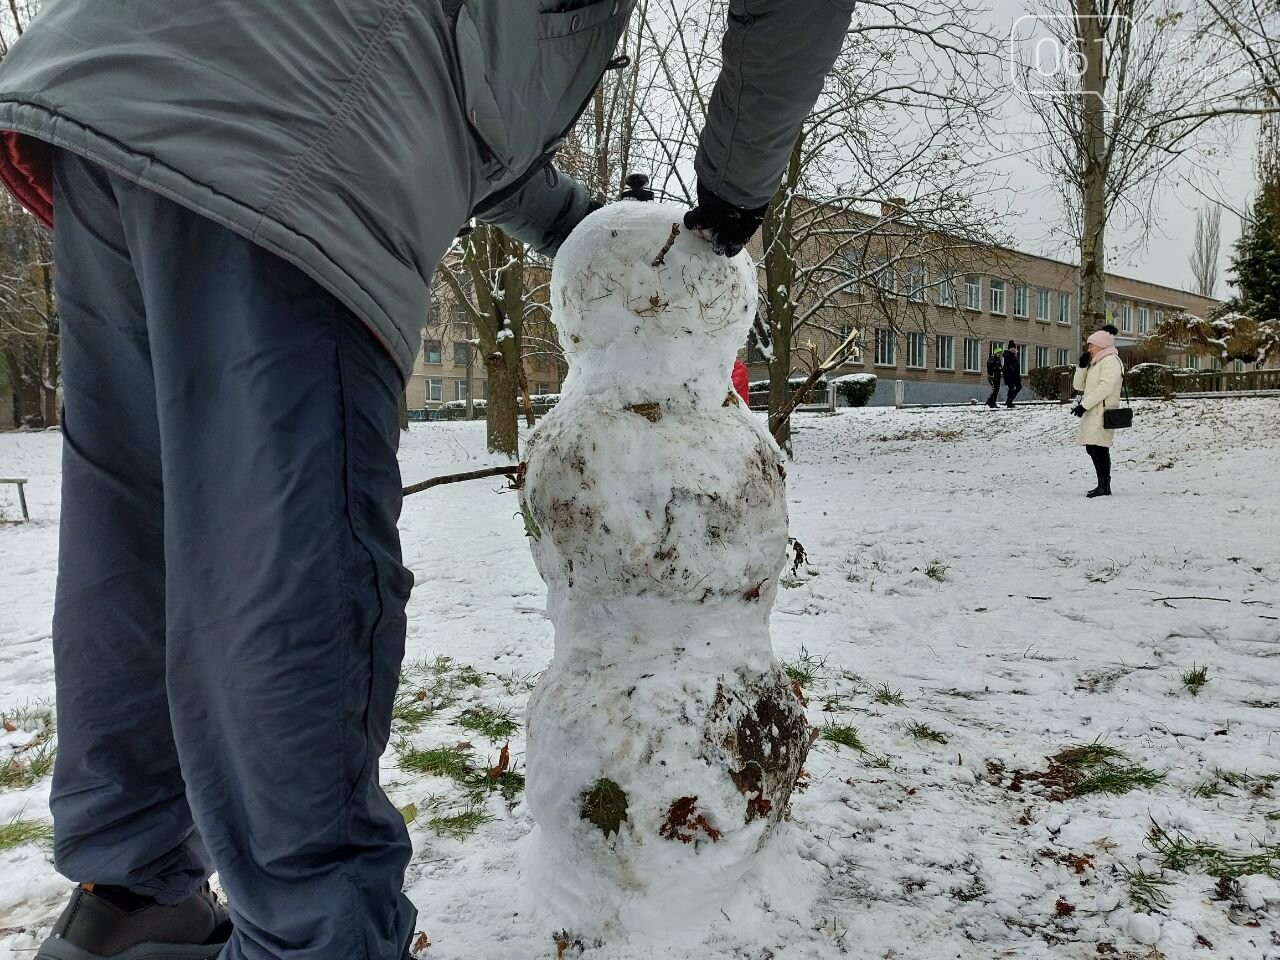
[{"xmin": 976, "ymin": 0, "xmax": 1258, "ymax": 298}]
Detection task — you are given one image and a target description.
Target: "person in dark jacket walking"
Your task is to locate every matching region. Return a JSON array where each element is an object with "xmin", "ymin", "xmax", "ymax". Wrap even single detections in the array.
[
  {"xmin": 1002, "ymin": 341, "xmax": 1023, "ymax": 407},
  {"xmin": 985, "ymin": 348, "xmax": 1004, "ymax": 407},
  {"xmin": 0, "ymin": 3, "xmax": 855, "ymax": 960}
]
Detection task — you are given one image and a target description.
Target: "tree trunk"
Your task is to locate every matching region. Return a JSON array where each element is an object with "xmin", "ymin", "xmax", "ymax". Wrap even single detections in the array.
[
  {"xmin": 0, "ymin": 347, "xmax": 16, "ymax": 429},
  {"xmin": 517, "ymin": 362, "xmax": 537, "ymax": 428},
  {"xmin": 485, "ymin": 232, "xmax": 526, "ymax": 456},
  {"xmin": 398, "ymin": 389, "xmax": 409, "ymax": 431},
  {"xmin": 40, "ymin": 260, "xmax": 59, "ymax": 426},
  {"xmin": 763, "ymin": 137, "xmax": 803, "ymax": 453},
  {"xmin": 465, "ymin": 353, "xmax": 475, "ymax": 420},
  {"xmin": 1077, "ymin": 1, "xmax": 1108, "ymax": 340},
  {"xmin": 485, "ymin": 339, "xmax": 520, "ymax": 457}
]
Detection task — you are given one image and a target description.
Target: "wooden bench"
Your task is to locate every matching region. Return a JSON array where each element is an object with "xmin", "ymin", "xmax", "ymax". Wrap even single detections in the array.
[{"xmin": 0, "ymin": 477, "xmax": 29, "ymax": 522}]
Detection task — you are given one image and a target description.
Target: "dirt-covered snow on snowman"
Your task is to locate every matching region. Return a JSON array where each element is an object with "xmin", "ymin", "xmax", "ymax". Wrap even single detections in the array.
[{"xmin": 520, "ymin": 201, "xmax": 812, "ymax": 937}]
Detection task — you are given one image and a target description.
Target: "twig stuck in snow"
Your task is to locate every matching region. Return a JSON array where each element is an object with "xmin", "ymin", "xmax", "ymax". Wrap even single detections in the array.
[
  {"xmin": 651, "ymin": 222, "xmax": 680, "ymax": 267},
  {"xmin": 768, "ymin": 327, "xmax": 861, "ymax": 440}
]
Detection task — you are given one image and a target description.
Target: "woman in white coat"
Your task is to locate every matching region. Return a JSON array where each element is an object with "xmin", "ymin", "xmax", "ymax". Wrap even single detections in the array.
[{"xmin": 1071, "ymin": 329, "xmax": 1125, "ymax": 497}]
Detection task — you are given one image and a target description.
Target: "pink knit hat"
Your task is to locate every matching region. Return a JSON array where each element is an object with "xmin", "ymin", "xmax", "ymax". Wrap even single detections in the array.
[{"xmin": 1087, "ymin": 330, "xmax": 1115, "ymax": 349}]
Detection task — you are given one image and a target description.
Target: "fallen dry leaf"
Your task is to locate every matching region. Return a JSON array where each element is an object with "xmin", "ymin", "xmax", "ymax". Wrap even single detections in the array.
[{"xmin": 488, "ymin": 743, "xmax": 510, "ymax": 779}]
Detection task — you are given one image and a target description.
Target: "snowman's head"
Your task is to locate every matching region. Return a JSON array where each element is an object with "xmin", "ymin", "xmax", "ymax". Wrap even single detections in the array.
[{"xmin": 551, "ymin": 201, "xmax": 757, "ymax": 410}]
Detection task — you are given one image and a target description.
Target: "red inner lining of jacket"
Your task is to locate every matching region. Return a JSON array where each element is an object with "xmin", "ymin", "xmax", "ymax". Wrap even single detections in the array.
[{"xmin": 0, "ymin": 132, "xmax": 54, "ymax": 227}]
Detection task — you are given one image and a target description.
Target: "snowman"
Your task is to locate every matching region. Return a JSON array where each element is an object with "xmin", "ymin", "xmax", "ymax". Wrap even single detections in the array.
[{"xmin": 519, "ymin": 200, "xmax": 811, "ymax": 937}]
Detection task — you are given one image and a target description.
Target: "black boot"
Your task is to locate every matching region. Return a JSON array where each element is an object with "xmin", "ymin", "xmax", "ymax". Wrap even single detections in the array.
[{"xmin": 36, "ymin": 883, "xmax": 230, "ymax": 960}]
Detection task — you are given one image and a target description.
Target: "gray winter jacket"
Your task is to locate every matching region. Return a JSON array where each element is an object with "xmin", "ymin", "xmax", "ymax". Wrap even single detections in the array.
[{"xmin": 0, "ymin": 0, "xmax": 853, "ymax": 376}]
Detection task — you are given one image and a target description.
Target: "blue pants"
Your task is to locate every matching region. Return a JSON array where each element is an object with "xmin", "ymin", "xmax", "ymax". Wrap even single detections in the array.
[{"xmin": 49, "ymin": 150, "xmax": 416, "ymax": 960}]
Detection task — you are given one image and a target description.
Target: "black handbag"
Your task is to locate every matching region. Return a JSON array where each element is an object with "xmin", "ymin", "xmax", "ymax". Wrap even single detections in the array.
[{"xmin": 1102, "ymin": 371, "xmax": 1133, "ymax": 429}]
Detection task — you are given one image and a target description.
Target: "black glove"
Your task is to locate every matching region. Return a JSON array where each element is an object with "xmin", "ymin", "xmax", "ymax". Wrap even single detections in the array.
[
  {"xmin": 683, "ymin": 184, "xmax": 768, "ymax": 258},
  {"xmin": 1071, "ymin": 404, "xmax": 1086, "ymax": 418},
  {"xmin": 1078, "ymin": 351, "xmax": 1091, "ymax": 368}
]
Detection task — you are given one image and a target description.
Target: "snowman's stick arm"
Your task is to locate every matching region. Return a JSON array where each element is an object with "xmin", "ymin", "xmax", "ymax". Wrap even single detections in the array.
[{"xmin": 402, "ymin": 464, "xmax": 522, "ymax": 497}]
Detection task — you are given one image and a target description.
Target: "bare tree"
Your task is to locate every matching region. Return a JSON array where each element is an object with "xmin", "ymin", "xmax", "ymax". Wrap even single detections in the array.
[
  {"xmin": 1019, "ymin": 1, "xmax": 1224, "ymax": 336},
  {"xmin": 633, "ymin": 0, "xmax": 1005, "ymax": 447},
  {"xmin": 1183, "ymin": 1, "xmax": 1280, "ymax": 122},
  {"xmin": 0, "ymin": 189, "xmax": 57, "ymax": 427},
  {"xmin": 0, "ymin": 1, "xmax": 56, "ymax": 429},
  {"xmin": 434, "ymin": 225, "xmax": 568, "ymax": 456},
  {"xmin": 1189, "ymin": 203, "xmax": 1223, "ymax": 296}
]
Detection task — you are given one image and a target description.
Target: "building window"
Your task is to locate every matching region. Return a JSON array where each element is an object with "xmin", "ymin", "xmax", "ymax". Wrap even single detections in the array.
[
  {"xmin": 1232, "ymin": 359, "xmax": 1245, "ymax": 372},
  {"xmin": 1186, "ymin": 354, "xmax": 1199, "ymax": 370},
  {"xmin": 907, "ymin": 263, "xmax": 927, "ymax": 302},
  {"xmin": 1120, "ymin": 303, "xmax": 1133, "ymax": 333},
  {"xmin": 479, "ymin": 380, "xmax": 488, "ymax": 400},
  {"xmin": 966, "ymin": 275, "xmax": 982, "ymax": 310},
  {"xmin": 1035, "ymin": 345, "xmax": 1049, "ymax": 369},
  {"xmin": 873, "ymin": 259, "xmax": 897, "ymax": 296},
  {"xmin": 1056, "ymin": 347, "xmax": 1070, "ymax": 366},
  {"xmin": 453, "ymin": 342, "xmax": 470, "ymax": 366},
  {"xmin": 874, "ymin": 327, "xmax": 896, "ymax": 366},
  {"xmin": 1013, "ymin": 284, "xmax": 1029, "ymax": 318},
  {"xmin": 1058, "ymin": 292, "xmax": 1072, "ymax": 325},
  {"xmin": 1017, "ymin": 343, "xmax": 1029, "ymax": 375},
  {"xmin": 936, "ymin": 335, "xmax": 955, "ymax": 370},
  {"xmin": 535, "ymin": 382, "xmax": 550, "ymax": 395},
  {"xmin": 423, "ymin": 339, "xmax": 442, "ymax": 364},
  {"xmin": 425, "ymin": 378, "xmax": 442, "ymax": 402},
  {"xmin": 964, "ymin": 337, "xmax": 981, "ymax": 372},
  {"xmin": 454, "ymin": 379, "xmax": 469, "ymax": 402},
  {"xmin": 1138, "ymin": 307, "xmax": 1149, "ymax": 334},
  {"xmin": 1036, "ymin": 288, "xmax": 1051, "ymax": 322},
  {"xmin": 906, "ymin": 331, "xmax": 926, "ymax": 368},
  {"xmin": 937, "ymin": 275, "xmax": 956, "ymax": 307},
  {"xmin": 990, "ymin": 278, "xmax": 1006, "ymax": 315},
  {"xmin": 1155, "ymin": 309, "xmax": 1164, "ymax": 329}
]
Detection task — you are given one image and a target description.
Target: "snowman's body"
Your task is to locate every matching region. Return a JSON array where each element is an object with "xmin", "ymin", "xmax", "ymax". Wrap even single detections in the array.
[{"xmin": 520, "ymin": 202, "xmax": 810, "ymax": 936}]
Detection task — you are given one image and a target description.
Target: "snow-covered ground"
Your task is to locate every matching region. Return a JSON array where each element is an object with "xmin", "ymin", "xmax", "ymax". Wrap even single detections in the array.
[{"xmin": 1, "ymin": 398, "xmax": 1278, "ymax": 959}]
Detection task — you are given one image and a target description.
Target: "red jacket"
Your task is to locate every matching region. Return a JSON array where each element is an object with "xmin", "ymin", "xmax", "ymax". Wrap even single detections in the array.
[{"xmin": 732, "ymin": 359, "xmax": 750, "ymax": 403}]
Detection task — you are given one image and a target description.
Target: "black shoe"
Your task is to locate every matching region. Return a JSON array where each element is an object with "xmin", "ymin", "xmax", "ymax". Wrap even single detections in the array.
[
  {"xmin": 37, "ymin": 883, "xmax": 230, "ymax": 960},
  {"xmin": 1085, "ymin": 487, "xmax": 1111, "ymax": 498}
]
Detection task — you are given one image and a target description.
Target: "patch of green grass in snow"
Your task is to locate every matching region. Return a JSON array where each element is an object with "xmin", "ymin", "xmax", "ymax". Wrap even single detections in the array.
[
  {"xmin": 782, "ymin": 651, "xmax": 824, "ymax": 688},
  {"xmin": 454, "ymin": 707, "xmax": 518, "ymax": 741},
  {"xmin": 427, "ymin": 805, "xmax": 493, "ymax": 840},
  {"xmin": 1181, "ymin": 663, "xmax": 1210, "ymax": 696},
  {"xmin": 1148, "ymin": 820, "xmax": 1280, "ymax": 880},
  {"xmin": 820, "ymin": 724, "xmax": 865, "ymax": 752},
  {"xmin": 872, "ymin": 684, "xmax": 906, "ymax": 707},
  {"xmin": 1119, "ymin": 864, "xmax": 1173, "ymax": 912},
  {"xmin": 906, "ymin": 720, "xmax": 949, "ymax": 745}
]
